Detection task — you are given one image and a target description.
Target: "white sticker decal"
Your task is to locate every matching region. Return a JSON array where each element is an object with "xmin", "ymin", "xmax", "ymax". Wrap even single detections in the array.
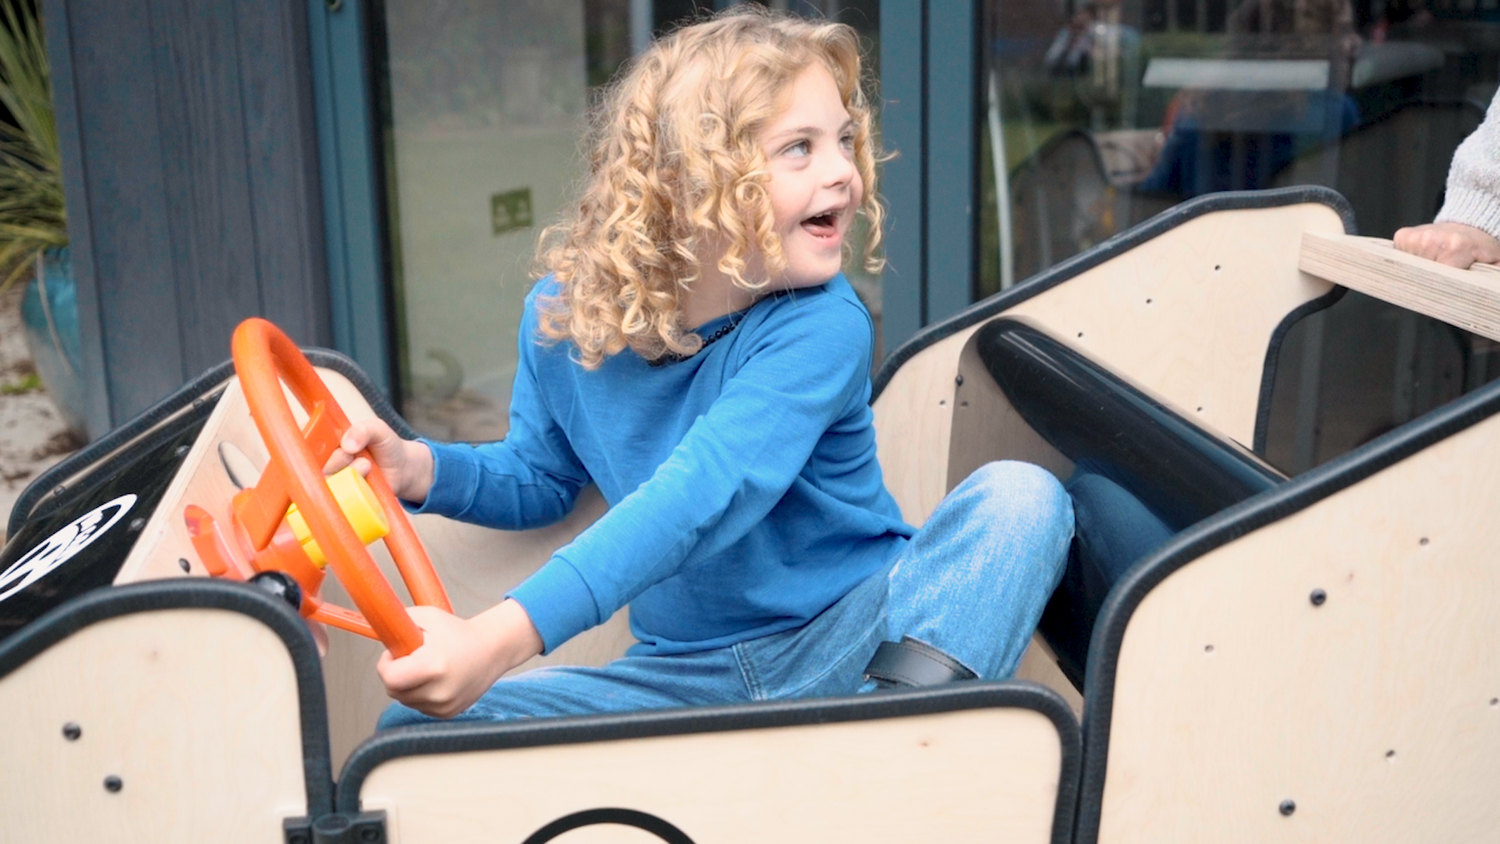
[{"xmin": 0, "ymin": 494, "xmax": 139, "ymax": 603}]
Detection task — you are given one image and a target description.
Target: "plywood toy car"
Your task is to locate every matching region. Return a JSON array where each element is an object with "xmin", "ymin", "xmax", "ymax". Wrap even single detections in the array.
[{"xmin": 2, "ymin": 186, "xmax": 1497, "ymax": 844}]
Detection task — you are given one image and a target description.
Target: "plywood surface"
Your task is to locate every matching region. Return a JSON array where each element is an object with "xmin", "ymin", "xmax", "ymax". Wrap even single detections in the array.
[
  {"xmin": 873, "ymin": 203, "xmax": 1341, "ymax": 708},
  {"xmin": 876, "ymin": 202, "xmax": 1341, "ymax": 522},
  {"xmin": 1300, "ymin": 232, "xmax": 1500, "ymax": 341},
  {"xmin": 1008, "ymin": 202, "xmax": 1342, "ymax": 447},
  {"xmin": 114, "ymin": 369, "xmax": 632, "ymax": 771},
  {"xmin": 0, "ymin": 609, "xmax": 307, "ymax": 844},
  {"xmin": 360, "ymin": 706, "xmax": 1066, "ymax": 844},
  {"xmin": 1097, "ymin": 410, "xmax": 1500, "ymax": 843}
]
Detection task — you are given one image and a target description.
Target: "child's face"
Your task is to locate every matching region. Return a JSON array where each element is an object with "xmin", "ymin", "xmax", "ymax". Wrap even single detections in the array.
[{"xmin": 759, "ymin": 62, "xmax": 863, "ymax": 289}]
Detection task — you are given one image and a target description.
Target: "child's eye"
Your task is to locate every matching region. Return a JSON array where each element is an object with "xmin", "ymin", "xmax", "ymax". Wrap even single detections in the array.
[
  {"xmin": 840, "ymin": 133, "xmax": 856, "ymax": 151},
  {"xmin": 784, "ymin": 140, "xmax": 811, "ymax": 158}
]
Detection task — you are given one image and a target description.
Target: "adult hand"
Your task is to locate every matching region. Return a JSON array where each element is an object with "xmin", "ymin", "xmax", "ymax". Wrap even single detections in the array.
[
  {"xmin": 1393, "ymin": 221, "xmax": 1500, "ymax": 269},
  {"xmin": 324, "ymin": 418, "xmax": 435, "ymax": 504},
  {"xmin": 376, "ymin": 599, "xmax": 544, "ymax": 719}
]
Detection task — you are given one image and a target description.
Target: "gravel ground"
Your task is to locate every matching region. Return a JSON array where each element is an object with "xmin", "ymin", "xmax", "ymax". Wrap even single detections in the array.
[{"xmin": 0, "ymin": 283, "xmax": 82, "ymax": 542}]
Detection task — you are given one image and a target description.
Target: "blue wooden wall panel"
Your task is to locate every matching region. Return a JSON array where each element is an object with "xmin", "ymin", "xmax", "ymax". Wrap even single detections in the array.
[
  {"xmin": 39, "ymin": 0, "xmax": 110, "ymax": 438},
  {"xmin": 879, "ymin": 0, "xmax": 926, "ymax": 351},
  {"xmin": 43, "ymin": 0, "xmax": 331, "ymax": 433},
  {"xmin": 234, "ymin": 0, "xmax": 331, "ymax": 349},
  {"xmin": 59, "ymin": 1, "xmax": 185, "ymax": 426},
  {"xmin": 149, "ymin": 0, "xmax": 264, "ymax": 375}
]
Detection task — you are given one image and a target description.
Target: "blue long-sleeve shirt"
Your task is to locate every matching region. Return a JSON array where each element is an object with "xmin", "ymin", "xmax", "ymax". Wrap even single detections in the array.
[{"xmin": 411, "ymin": 274, "xmax": 913, "ymax": 656}]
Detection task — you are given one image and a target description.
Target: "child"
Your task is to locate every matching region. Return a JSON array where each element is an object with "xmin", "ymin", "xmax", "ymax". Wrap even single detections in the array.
[
  {"xmin": 332, "ymin": 8, "xmax": 1073, "ymax": 727},
  {"xmin": 1394, "ymin": 87, "xmax": 1500, "ymax": 269}
]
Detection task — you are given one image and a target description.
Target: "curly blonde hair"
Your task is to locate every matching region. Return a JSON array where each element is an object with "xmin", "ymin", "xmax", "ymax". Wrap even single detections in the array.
[{"xmin": 534, "ymin": 7, "xmax": 886, "ymax": 368}]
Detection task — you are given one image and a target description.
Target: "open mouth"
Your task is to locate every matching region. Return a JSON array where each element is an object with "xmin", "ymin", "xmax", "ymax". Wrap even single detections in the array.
[{"xmin": 801, "ymin": 211, "xmax": 841, "ymax": 239}]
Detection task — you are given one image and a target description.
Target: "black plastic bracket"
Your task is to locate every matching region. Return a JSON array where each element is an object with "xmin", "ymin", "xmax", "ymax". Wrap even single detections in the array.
[
  {"xmin": 863, "ymin": 636, "xmax": 978, "ymax": 687},
  {"xmin": 284, "ymin": 810, "xmax": 388, "ymax": 844}
]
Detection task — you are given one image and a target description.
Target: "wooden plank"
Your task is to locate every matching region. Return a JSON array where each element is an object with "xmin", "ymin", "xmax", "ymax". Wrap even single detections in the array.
[
  {"xmin": 233, "ymin": 0, "xmax": 331, "ymax": 348},
  {"xmin": 117, "ymin": 368, "xmax": 631, "ymax": 771},
  {"xmin": 38, "ymin": 0, "xmax": 113, "ymax": 439},
  {"xmin": 45, "ymin": 0, "xmax": 332, "ymax": 429},
  {"xmin": 149, "ymin": 0, "xmax": 264, "ymax": 376},
  {"xmin": 873, "ymin": 201, "xmax": 1344, "ymax": 709},
  {"xmin": 359, "ymin": 707, "xmax": 1065, "ymax": 844},
  {"xmin": 1299, "ymin": 231, "xmax": 1500, "ymax": 342},
  {"xmin": 0, "ymin": 609, "xmax": 307, "ymax": 844},
  {"xmin": 1097, "ymin": 408, "xmax": 1500, "ymax": 842},
  {"xmin": 1012, "ymin": 203, "xmax": 1343, "ymax": 447},
  {"xmin": 62, "ymin": 0, "xmax": 186, "ymax": 422}
]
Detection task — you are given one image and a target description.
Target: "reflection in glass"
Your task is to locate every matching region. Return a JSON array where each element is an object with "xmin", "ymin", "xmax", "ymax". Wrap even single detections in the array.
[
  {"xmin": 983, "ymin": 0, "xmax": 1500, "ymax": 470},
  {"xmin": 374, "ymin": 1, "xmax": 594, "ymax": 443},
  {"xmin": 374, "ymin": 1, "xmax": 881, "ymax": 442}
]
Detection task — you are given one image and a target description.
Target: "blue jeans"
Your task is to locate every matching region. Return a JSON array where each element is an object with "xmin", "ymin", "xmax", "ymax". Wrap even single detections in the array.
[
  {"xmin": 378, "ymin": 461, "xmax": 1073, "ymax": 729},
  {"xmin": 1039, "ymin": 467, "xmax": 1175, "ymax": 681}
]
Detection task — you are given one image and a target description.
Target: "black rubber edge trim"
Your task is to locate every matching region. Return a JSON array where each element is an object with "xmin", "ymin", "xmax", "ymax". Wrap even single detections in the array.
[
  {"xmin": 16, "ymin": 387, "xmax": 224, "ymax": 529},
  {"xmin": 0, "ymin": 578, "xmax": 334, "ymax": 818},
  {"xmin": 338, "ymin": 681, "xmax": 1083, "ymax": 844},
  {"xmin": 1250, "ymin": 285, "xmax": 1348, "ymax": 454},
  {"xmin": 11, "ymin": 347, "xmax": 417, "ymax": 536},
  {"xmin": 11, "ymin": 360, "xmax": 234, "ymax": 535},
  {"xmin": 870, "ymin": 186, "xmax": 1357, "ymax": 402},
  {"xmin": 1070, "ymin": 373, "xmax": 1500, "ymax": 844}
]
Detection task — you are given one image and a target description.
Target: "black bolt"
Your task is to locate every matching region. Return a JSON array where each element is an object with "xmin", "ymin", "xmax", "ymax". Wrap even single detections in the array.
[
  {"xmin": 287, "ymin": 834, "xmax": 310, "ymax": 844},
  {"xmin": 53, "ymin": 484, "xmax": 65, "ymax": 497},
  {"xmin": 104, "ymin": 776, "xmax": 123, "ymax": 793},
  {"xmin": 128, "ymin": 517, "xmax": 146, "ymax": 532},
  {"xmin": 62, "ymin": 722, "xmax": 81, "ymax": 741},
  {"xmin": 954, "ymin": 374, "xmax": 964, "ymax": 386},
  {"xmin": 1279, "ymin": 799, "xmax": 1296, "ymax": 816},
  {"xmin": 250, "ymin": 570, "xmax": 303, "ymax": 611},
  {"xmin": 177, "ymin": 558, "xmax": 191, "ymax": 573},
  {"xmin": 360, "ymin": 826, "xmax": 382, "ymax": 842},
  {"xmin": 1310, "ymin": 589, "xmax": 1327, "ymax": 606},
  {"xmin": 174, "ymin": 444, "xmax": 190, "ymax": 458}
]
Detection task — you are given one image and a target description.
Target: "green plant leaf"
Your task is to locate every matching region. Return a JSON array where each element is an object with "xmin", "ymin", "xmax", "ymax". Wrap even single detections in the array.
[
  {"xmin": 0, "ymin": 0, "xmax": 65, "ymax": 294},
  {"xmin": 0, "ymin": 371, "xmax": 40, "ymax": 394}
]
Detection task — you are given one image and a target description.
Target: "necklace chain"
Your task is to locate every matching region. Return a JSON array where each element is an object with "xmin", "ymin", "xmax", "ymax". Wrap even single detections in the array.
[{"xmin": 649, "ymin": 315, "xmax": 742, "ymax": 367}]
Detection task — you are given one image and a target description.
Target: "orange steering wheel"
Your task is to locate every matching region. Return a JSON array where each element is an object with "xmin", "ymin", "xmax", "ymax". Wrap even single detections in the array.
[{"xmin": 231, "ymin": 318, "xmax": 451, "ymax": 657}]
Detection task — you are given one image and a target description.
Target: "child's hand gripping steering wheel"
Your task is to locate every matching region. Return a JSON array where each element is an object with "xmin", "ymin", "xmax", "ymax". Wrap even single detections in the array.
[{"xmin": 229, "ymin": 318, "xmax": 451, "ymax": 657}]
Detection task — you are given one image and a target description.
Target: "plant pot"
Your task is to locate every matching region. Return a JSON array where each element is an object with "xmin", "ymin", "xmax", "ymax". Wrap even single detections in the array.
[{"xmin": 21, "ymin": 247, "xmax": 86, "ymax": 436}]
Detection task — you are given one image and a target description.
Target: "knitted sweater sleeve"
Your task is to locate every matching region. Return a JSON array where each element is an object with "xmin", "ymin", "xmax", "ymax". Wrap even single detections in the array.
[{"xmin": 1435, "ymin": 87, "xmax": 1500, "ymax": 238}]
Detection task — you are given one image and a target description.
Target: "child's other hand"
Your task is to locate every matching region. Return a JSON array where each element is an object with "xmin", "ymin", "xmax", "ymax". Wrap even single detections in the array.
[
  {"xmin": 376, "ymin": 599, "xmax": 544, "ymax": 719},
  {"xmin": 325, "ymin": 418, "xmax": 434, "ymax": 504},
  {"xmin": 1393, "ymin": 222, "xmax": 1500, "ymax": 269}
]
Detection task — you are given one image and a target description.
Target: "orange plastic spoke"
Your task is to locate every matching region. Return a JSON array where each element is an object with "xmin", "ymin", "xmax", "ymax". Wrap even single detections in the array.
[
  {"xmin": 303, "ymin": 595, "xmax": 379, "ymax": 639},
  {"xmin": 231, "ymin": 317, "xmax": 441, "ymax": 658},
  {"xmin": 184, "ymin": 505, "xmax": 251, "ymax": 581}
]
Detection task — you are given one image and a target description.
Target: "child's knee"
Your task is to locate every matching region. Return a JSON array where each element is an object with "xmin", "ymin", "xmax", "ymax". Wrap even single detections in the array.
[
  {"xmin": 968, "ymin": 461, "xmax": 1071, "ymax": 516},
  {"xmin": 965, "ymin": 462, "xmax": 1073, "ymax": 559}
]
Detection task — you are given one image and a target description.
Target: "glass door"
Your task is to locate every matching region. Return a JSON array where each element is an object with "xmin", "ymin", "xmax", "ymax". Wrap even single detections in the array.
[
  {"xmin": 372, "ymin": 1, "xmax": 880, "ymax": 442},
  {"xmin": 982, "ymin": 0, "xmax": 1500, "ymax": 470}
]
